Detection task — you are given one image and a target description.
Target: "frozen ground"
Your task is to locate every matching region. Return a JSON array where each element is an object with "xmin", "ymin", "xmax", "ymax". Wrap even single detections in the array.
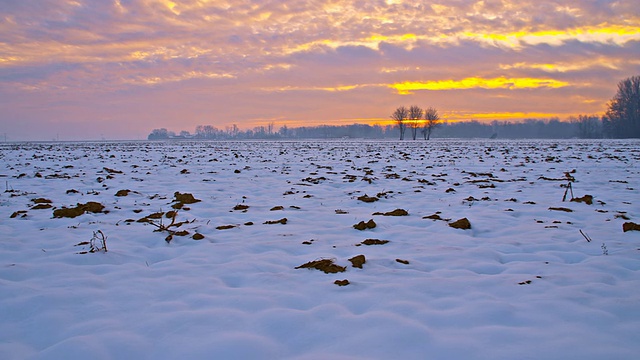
[{"xmin": 0, "ymin": 139, "xmax": 639, "ymax": 359}]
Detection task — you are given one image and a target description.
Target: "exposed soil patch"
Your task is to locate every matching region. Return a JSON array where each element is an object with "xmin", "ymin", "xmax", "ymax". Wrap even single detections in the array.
[
  {"xmin": 423, "ymin": 212, "xmax": 450, "ymax": 221},
  {"xmin": 360, "ymin": 239, "xmax": 389, "ymax": 246},
  {"xmin": 264, "ymin": 218, "xmax": 287, "ymax": 225},
  {"xmin": 357, "ymin": 194, "xmax": 379, "ymax": 203},
  {"xmin": 32, "ymin": 198, "xmax": 52, "ymax": 204},
  {"xmin": 173, "ymin": 192, "xmax": 201, "ymax": 205},
  {"xmin": 373, "ymin": 209, "xmax": 408, "ymax": 216},
  {"xmin": 10, "ymin": 210, "xmax": 28, "ymax": 218},
  {"xmin": 192, "ymin": 233, "xmax": 205, "ymax": 240},
  {"xmin": 549, "ymin": 207, "xmax": 573, "ymax": 212},
  {"xmin": 233, "ymin": 204, "xmax": 249, "ymax": 211},
  {"xmin": 353, "ymin": 219, "xmax": 376, "ymax": 230},
  {"xmin": 296, "ymin": 259, "xmax": 346, "ymax": 273},
  {"xmin": 103, "ymin": 167, "xmax": 123, "ymax": 174},
  {"xmin": 449, "ymin": 218, "xmax": 471, "ymax": 230},
  {"xmin": 115, "ymin": 189, "xmax": 131, "ymax": 197},
  {"xmin": 31, "ymin": 204, "xmax": 52, "ymax": 210},
  {"xmin": 571, "ymin": 195, "xmax": 593, "ymax": 205},
  {"xmin": 396, "ymin": 259, "xmax": 410, "ymax": 264},
  {"xmin": 53, "ymin": 202, "xmax": 106, "ymax": 218},
  {"xmin": 216, "ymin": 225, "xmax": 236, "ymax": 230},
  {"xmin": 349, "ymin": 254, "xmax": 366, "ymax": 268},
  {"xmin": 623, "ymin": 222, "xmax": 640, "ymax": 232},
  {"xmin": 334, "ymin": 279, "xmax": 350, "ymax": 286},
  {"xmin": 270, "ymin": 206, "xmax": 284, "ymax": 211}
]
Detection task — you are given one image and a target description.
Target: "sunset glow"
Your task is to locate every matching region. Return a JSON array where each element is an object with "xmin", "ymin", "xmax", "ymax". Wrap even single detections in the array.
[{"xmin": 1, "ymin": 0, "xmax": 639, "ymax": 139}]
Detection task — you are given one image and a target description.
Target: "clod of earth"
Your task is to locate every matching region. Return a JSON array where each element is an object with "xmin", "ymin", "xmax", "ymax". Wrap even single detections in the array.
[
  {"xmin": 357, "ymin": 194, "xmax": 379, "ymax": 203},
  {"xmin": 571, "ymin": 195, "xmax": 593, "ymax": 205},
  {"xmin": 623, "ymin": 222, "xmax": 640, "ymax": 232},
  {"xmin": 361, "ymin": 239, "xmax": 389, "ymax": 245},
  {"xmin": 373, "ymin": 209, "xmax": 408, "ymax": 216},
  {"xmin": 423, "ymin": 213, "xmax": 450, "ymax": 221},
  {"xmin": 396, "ymin": 259, "xmax": 410, "ymax": 264},
  {"xmin": 216, "ymin": 225, "xmax": 236, "ymax": 230},
  {"xmin": 10, "ymin": 210, "xmax": 28, "ymax": 218},
  {"xmin": 53, "ymin": 202, "xmax": 106, "ymax": 218},
  {"xmin": 103, "ymin": 167, "xmax": 123, "ymax": 174},
  {"xmin": 295, "ymin": 259, "xmax": 346, "ymax": 274},
  {"xmin": 233, "ymin": 204, "xmax": 249, "ymax": 211},
  {"xmin": 32, "ymin": 198, "xmax": 52, "ymax": 204},
  {"xmin": 349, "ymin": 255, "xmax": 366, "ymax": 268},
  {"xmin": 449, "ymin": 218, "xmax": 471, "ymax": 230},
  {"xmin": 192, "ymin": 233, "xmax": 205, "ymax": 240},
  {"xmin": 31, "ymin": 204, "xmax": 52, "ymax": 210},
  {"xmin": 173, "ymin": 192, "xmax": 201, "ymax": 205},
  {"xmin": 264, "ymin": 218, "xmax": 287, "ymax": 225},
  {"xmin": 549, "ymin": 207, "xmax": 573, "ymax": 212},
  {"xmin": 353, "ymin": 219, "xmax": 376, "ymax": 230},
  {"xmin": 115, "ymin": 189, "xmax": 130, "ymax": 197},
  {"xmin": 270, "ymin": 206, "xmax": 284, "ymax": 211},
  {"xmin": 334, "ymin": 279, "xmax": 350, "ymax": 286}
]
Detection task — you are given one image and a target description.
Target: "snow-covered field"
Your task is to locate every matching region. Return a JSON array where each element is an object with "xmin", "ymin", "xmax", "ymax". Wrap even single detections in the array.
[{"xmin": 1, "ymin": 139, "xmax": 639, "ymax": 360}]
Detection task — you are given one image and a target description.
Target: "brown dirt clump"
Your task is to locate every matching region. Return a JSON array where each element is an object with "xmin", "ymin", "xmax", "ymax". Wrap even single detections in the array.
[
  {"xmin": 115, "ymin": 189, "xmax": 131, "ymax": 197},
  {"xmin": 192, "ymin": 233, "xmax": 205, "ymax": 240},
  {"xmin": 32, "ymin": 198, "xmax": 52, "ymax": 204},
  {"xmin": 396, "ymin": 259, "xmax": 410, "ymax": 264},
  {"xmin": 334, "ymin": 279, "xmax": 350, "ymax": 286},
  {"xmin": 103, "ymin": 167, "xmax": 123, "ymax": 174},
  {"xmin": 361, "ymin": 239, "xmax": 389, "ymax": 246},
  {"xmin": 31, "ymin": 204, "xmax": 52, "ymax": 210},
  {"xmin": 373, "ymin": 209, "xmax": 408, "ymax": 216},
  {"xmin": 270, "ymin": 206, "xmax": 284, "ymax": 211},
  {"xmin": 216, "ymin": 224, "xmax": 236, "ymax": 230},
  {"xmin": 349, "ymin": 255, "xmax": 366, "ymax": 268},
  {"xmin": 296, "ymin": 259, "xmax": 346, "ymax": 274},
  {"xmin": 264, "ymin": 218, "xmax": 287, "ymax": 225},
  {"xmin": 353, "ymin": 219, "xmax": 376, "ymax": 230},
  {"xmin": 173, "ymin": 192, "xmax": 201, "ymax": 205},
  {"xmin": 53, "ymin": 202, "xmax": 105, "ymax": 218},
  {"xmin": 10, "ymin": 210, "xmax": 28, "ymax": 218},
  {"xmin": 449, "ymin": 218, "xmax": 471, "ymax": 230},
  {"xmin": 571, "ymin": 195, "xmax": 593, "ymax": 205},
  {"xmin": 357, "ymin": 194, "xmax": 379, "ymax": 203},
  {"xmin": 233, "ymin": 204, "xmax": 249, "ymax": 211},
  {"xmin": 423, "ymin": 213, "xmax": 450, "ymax": 221},
  {"xmin": 623, "ymin": 222, "xmax": 640, "ymax": 232},
  {"xmin": 549, "ymin": 207, "xmax": 573, "ymax": 212}
]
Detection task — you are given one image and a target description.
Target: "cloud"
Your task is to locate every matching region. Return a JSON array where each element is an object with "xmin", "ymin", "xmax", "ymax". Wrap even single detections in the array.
[{"xmin": 1, "ymin": 0, "xmax": 639, "ymax": 139}]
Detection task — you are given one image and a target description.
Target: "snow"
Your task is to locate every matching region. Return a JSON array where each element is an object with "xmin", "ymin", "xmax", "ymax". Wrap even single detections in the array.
[{"xmin": 1, "ymin": 139, "xmax": 639, "ymax": 360}]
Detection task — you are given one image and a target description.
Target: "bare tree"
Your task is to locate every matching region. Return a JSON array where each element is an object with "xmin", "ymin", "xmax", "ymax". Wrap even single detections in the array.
[
  {"xmin": 391, "ymin": 106, "xmax": 409, "ymax": 140},
  {"xmin": 605, "ymin": 75, "xmax": 640, "ymax": 138},
  {"xmin": 422, "ymin": 107, "xmax": 440, "ymax": 140},
  {"xmin": 408, "ymin": 105, "xmax": 423, "ymax": 140}
]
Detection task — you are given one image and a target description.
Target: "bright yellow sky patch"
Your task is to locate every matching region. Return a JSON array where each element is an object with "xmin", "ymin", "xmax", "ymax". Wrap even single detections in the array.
[{"xmin": 391, "ymin": 77, "xmax": 570, "ymax": 94}]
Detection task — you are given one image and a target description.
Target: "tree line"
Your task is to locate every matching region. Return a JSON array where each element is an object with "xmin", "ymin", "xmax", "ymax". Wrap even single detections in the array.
[{"xmin": 148, "ymin": 75, "xmax": 639, "ymax": 140}]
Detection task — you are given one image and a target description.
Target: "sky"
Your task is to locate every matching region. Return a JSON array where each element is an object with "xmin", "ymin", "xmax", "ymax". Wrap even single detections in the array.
[{"xmin": 1, "ymin": 0, "xmax": 639, "ymax": 140}]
